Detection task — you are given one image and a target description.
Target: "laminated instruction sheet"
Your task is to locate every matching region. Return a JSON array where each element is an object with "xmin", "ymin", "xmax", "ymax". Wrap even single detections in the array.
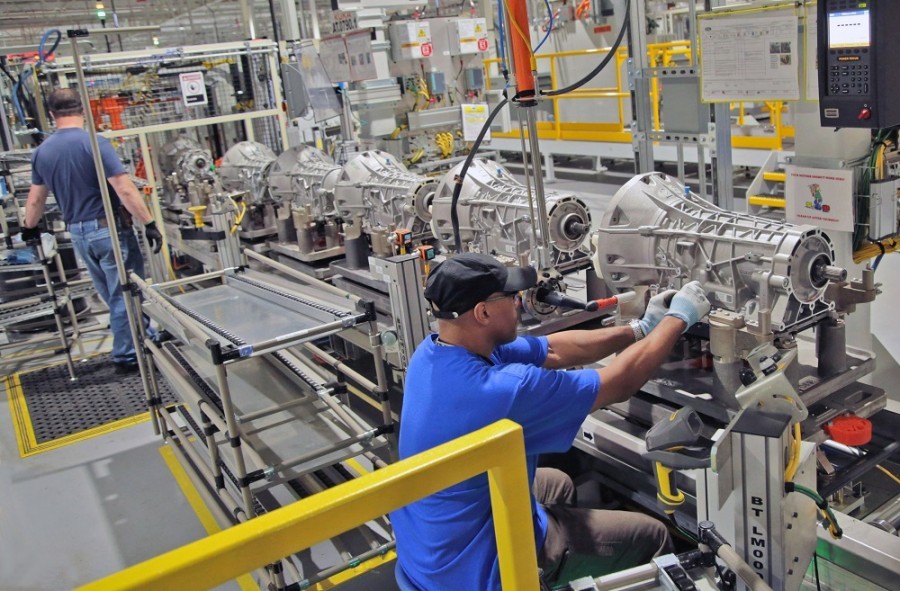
[{"xmin": 700, "ymin": 12, "xmax": 800, "ymax": 102}]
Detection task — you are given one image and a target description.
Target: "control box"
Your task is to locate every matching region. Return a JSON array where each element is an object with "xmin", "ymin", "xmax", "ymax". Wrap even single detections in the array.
[
  {"xmin": 818, "ymin": 0, "xmax": 900, "ymax": 128},
  {"xmin": 389, "ymin": 21, "xmax": 433, "ymax": 61},
  {"xmin": 448, "ymin": 18, "xmax": 489, "ymax": 55}
]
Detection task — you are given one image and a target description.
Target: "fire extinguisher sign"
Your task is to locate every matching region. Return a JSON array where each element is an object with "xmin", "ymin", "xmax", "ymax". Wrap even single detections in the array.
[{"xmin": 180, "ymin": 72, "xmax": 208, "ymax": 106}]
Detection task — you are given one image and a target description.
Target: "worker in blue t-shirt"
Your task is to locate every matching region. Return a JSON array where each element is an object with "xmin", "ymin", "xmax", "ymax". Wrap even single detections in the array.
[
  {"xmin": 23, "ymin": 88, "xmax": 163, "ymax": 374},
  {"xmin": 391, "ymin": 253, "xmax": 711, "ymax": 591}
]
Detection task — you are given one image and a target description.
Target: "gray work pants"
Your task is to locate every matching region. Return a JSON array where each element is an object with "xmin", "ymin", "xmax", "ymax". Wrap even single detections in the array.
[{"xmin": 534, "ymin": 468, "xmax": 673, "ymax": 581}]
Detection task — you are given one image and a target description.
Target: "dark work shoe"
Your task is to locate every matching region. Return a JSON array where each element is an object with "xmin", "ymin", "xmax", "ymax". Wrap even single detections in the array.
[{"xmin": 113, "ymin": 361, "xmax": 139, "ymax": 375}]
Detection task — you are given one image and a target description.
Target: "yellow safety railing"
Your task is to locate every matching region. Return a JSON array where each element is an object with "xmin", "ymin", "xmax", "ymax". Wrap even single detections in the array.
[
  {"xmin": 484, "ymin": 41, "xmax": 793, "ymax": 150},
  {"xmin": 75, "ymin": 420, "xmax": 539, "ymax": 591}
]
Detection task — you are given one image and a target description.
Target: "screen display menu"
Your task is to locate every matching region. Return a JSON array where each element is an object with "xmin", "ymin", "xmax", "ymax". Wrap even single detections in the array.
[{"xmin": 828, "ymin": 9, "xmax": 871, "ymax": 48}]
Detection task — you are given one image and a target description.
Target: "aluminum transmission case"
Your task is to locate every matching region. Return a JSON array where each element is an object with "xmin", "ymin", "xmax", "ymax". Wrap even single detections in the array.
[
  {"xmin": 592, "ymin": 172, "xmax": 845, "ymax": 334},
  {"xmin": 430, "ymin": 159, "xmax": 592, "ymax": 268},
  {"xmin": 217, "ymin": 141, "xmax": 277, "ymax": 203},
  {"xmin": 332, "ymin": 150, "xmax": 437, "ymax": 236},
  {"xmin": 268, "ymin": 146, "xmax": 341, "ymax": 217},
  {"xmin": 158, "ymin": 135, "xmax": 216, "ymax": 184}
]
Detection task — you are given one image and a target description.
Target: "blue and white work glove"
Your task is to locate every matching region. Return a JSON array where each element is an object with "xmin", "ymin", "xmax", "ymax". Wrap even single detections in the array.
[
  {"xmin": 637, "ymin": 289, "xmax": 678, "ymax": 337},
  {"xmin": 665, "ymin": 281, "xmax": 711, "ymax": 331}
]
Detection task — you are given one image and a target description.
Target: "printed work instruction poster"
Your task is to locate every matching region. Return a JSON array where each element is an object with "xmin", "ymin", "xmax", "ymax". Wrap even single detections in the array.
[
  {"xmin": 785, "ymin": 166, "xmax": 853, "ymax": 232},
  {"xmin": 700, "ymin": 12, "xmax": 800, "ymax": 101}
]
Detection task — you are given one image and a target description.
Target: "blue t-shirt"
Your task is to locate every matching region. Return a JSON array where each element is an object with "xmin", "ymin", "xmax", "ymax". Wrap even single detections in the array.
[
  {"xmin": 391, "ymin": 334, "xmax": 600, "ymax": 591},
  {"xmin": 31, "ymin": 128, "xmax": 126, "ymax": 224}
]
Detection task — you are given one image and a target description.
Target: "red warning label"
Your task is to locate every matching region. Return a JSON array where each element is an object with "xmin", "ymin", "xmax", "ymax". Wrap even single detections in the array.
[
  {"xmin": 477, "ymin": 38, "xmax": 489, "ymax": 51},
  {"xmin": 421, "ymin": 42, "xmax": 433, "ymax": 57}
]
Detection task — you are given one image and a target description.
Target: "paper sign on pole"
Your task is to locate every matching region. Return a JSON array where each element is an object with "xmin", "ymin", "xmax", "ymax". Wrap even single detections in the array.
[
  {"xmin": 179, "ymin": 72, "xmax": 208, "ymax": 106},
  {"xmin": 785, "ymin": 166, "xmax": 854, "ymax": 232},
  {"xmin": 462, "ymin": 103, "xmax": 490, "ymax": 142}
]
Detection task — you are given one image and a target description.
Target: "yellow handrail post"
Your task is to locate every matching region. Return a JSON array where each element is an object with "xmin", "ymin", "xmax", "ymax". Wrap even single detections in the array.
[{"xmin": 75, "ymin": 420, "xmax": 540, "ymax": 591}]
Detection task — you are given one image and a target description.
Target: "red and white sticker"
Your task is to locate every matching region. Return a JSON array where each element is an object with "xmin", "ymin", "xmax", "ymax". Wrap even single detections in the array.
[
  {"xmin": 477, "ymin": 38, "xmax": 489, "ymax": 52},
  {"xmin": 420, "ymin": 42, "xmax": 433, "ymax": 57}
]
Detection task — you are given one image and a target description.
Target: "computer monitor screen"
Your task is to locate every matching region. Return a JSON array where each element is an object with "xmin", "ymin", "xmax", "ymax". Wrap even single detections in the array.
[{"xmin": 828, "ymin": 9, "xmax": 871, "ymax": 48}]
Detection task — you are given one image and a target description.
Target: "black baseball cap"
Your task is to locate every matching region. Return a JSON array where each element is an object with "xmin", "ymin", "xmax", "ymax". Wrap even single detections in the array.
[{"xmin": 424, "ymin": 253, "xmax": 537, "ymax": 320}]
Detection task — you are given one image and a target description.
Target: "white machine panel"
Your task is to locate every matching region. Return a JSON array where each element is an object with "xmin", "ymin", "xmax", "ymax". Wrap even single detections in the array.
[
  {"xmin": 448, "ymin": 18, "xmax": 488, "ymax": 55},
  {"xmin": 389, "ymin": 21, "xmax": 433, "ymax": 61}
]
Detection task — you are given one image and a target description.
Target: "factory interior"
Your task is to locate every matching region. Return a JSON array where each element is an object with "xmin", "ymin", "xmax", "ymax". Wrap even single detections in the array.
[{"xmin": 1, "ymin": 0, "xmax": 898, "ymax": 590}]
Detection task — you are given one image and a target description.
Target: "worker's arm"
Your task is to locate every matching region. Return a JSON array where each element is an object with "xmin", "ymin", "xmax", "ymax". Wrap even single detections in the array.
[
  {"xmin": 107, "ymin": 173, "xmax": 154, "ymax": 225},
  {"xmin": 591, "ymin": 316, "xmax": 685, "ymax": 412},
  {"xmin": 24, "ymin": 184, "xmax": 50, "ymax": 228},
  {"xmin": 543, "ymin": 325, "xmax": 635, "ymax": 369},
  {"xmin": 543, "ymin": 288, "xmax": 678, "ymax": 369},
  {"xmin": 590, "ymin": 281, "xmax": 710, "ymax": 412}
]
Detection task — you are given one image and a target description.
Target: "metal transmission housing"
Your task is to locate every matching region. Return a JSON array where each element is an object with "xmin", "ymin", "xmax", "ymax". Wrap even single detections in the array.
[
  {"xmin": 333, "ymin": 150, "xmax": 437, "ymax": 236},
  {"xmin": 592, "ymin": 172, "xmax": 846, "ymax": 333},
  {"xmin": 217, "ymin": 141, "xmax": 277, "ymax": 203},
  {"xmin": 158, "ymin": 135, "xmax": 219, "ymax": 208},
  {"xmin": 268, "ymin": 146, "xmax": 341, "ymax": 216},
  {"xmin": 159, "ymin": 135, "xmax": 215, "ymax": 185},
  {"xmin": 430, "ymin": 159, "xmax": 593, "ymax": 268}
]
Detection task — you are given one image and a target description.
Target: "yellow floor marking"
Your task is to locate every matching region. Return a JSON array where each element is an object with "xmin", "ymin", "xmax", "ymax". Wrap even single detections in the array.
[
  {"xmin": 344, "ymin": 457, "xmax": 370, "ymax": 477},
  {"xmin": 159, "ymin": 447, "xmax": 395, "ymax": 590},
  {"xmin": 3, "ymin": 353, "xmax": 158, "ymax": 457},
  {"xmin": 159, "ymin": 445, "xmax": 259, "ymax": 591},
  {"xmin": 346, "ymin": 383, "xmax": 400, "ymax": 422}
]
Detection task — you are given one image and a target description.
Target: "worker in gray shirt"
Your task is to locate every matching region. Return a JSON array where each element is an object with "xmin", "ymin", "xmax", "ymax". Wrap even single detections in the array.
[{"xmin": 23, "ymin": 88, "xmax": 162, "ymax": 374}]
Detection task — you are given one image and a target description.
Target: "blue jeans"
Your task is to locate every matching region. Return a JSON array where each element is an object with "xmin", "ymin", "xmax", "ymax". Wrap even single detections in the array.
[{"xmin": 69, "ymin": 219, "xmax": 155, "ymax": 364}]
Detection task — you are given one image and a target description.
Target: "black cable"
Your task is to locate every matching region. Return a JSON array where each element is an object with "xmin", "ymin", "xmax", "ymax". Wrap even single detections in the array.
[
  {"xmin": 542, "ymin": 0, "xmax": 631, "ymax": 97},
  {"xmin": 450, "ymin": 96, "xmax": 509, "ymax": 252},
  {"xmin": 0, "ymin": 60, "xmax": 18, "ymax": 85},
  {"xmin": 813, "ymin": 553, "xmax": 822, "ymax": 591}
]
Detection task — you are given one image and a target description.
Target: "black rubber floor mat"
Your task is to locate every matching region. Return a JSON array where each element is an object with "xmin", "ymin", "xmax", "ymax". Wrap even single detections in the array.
[{"xmin": 18, "ymin": 355, "xmax": 176, "ymax": 443}]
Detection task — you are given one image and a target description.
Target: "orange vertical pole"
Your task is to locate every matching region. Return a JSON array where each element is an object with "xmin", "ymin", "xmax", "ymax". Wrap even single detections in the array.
[{"xmin": 505, "ymin": 0, "xmax": 535, "ymax": 104}]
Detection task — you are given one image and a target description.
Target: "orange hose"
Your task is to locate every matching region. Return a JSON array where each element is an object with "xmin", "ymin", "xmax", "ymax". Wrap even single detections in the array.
[{"xmin": 505, "ymin": 0, "xmax": 535, "ymax": 102}]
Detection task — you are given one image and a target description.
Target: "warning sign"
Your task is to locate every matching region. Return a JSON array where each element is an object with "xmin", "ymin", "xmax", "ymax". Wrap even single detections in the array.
[
  {"xmin": 180, "ymin": 72, "xmax": 207, "ymax": 106},
  {"xmin": 418, "ymin": 28, "xmax": 427, "ymax": 38},
  {"xmin": 477, "ymin": 38, "xmax": 489, "ymax": 51},
  {"xmin": 420, "ymin": 42, "xmax": 433, "ymax": 57}
]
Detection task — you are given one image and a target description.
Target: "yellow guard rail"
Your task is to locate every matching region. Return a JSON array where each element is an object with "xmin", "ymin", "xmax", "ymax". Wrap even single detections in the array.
[
  {"xmin": 484, "ymin": 41, "xmax": 793, "ymax": 150},
  {"xmin": 75, "ymin": 420, "xmax": 539, "ymax": 591}
]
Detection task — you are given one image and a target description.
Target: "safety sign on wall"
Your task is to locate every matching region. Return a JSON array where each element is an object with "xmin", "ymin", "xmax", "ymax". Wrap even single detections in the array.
[
  {"xmin": 180, "ymin": 72, "xmax": 208, "ymax": 106},
  {"xmin": 785, "ymin": 166, "xmax": 853, "ymax": 232}
]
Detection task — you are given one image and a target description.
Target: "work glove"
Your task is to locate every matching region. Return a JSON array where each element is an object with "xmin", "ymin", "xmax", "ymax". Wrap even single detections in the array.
[
  {"xmin": 20, "ymin": 226, "xmax": 42, "ymax": 243},
  {"xmin": 144, "ymin": 221, "xmax": 163, "ymax": 254},
  {"xmin": 665, "ymin": 280, "xmax": 711, "ymax": 331},
  {"xmin": 637, "ymin": 289, "xmax": 678, "ymax": 337}
]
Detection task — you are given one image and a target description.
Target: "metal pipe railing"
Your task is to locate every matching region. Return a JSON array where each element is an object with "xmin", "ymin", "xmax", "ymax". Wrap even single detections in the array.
[{"xmin": 76, "ymin": 420, "xmax": 539, "ymax": 591}]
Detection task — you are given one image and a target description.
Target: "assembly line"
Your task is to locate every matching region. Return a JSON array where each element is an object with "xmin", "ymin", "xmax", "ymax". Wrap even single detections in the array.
[{"xmin": 0, "ymin": 1, "xmax": 898, "ymax": 591}]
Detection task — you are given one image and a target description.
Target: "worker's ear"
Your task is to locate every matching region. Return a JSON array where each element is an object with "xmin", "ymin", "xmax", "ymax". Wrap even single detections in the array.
[{"xmin": 472, "ymin": 301, "xmax": 491, "ymax": 325}]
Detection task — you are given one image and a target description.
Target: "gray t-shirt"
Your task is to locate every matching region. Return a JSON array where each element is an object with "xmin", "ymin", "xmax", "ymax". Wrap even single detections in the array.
[{"xmin": 31, "ymin": 128, "xmax": 127, "ymax": 223}]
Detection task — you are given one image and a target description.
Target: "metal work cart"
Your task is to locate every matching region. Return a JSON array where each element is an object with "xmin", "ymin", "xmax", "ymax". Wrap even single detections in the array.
[
  {"xmin": 134, "ymin": 251, "xmax": 396, "ymax": 589},
  {"xmin": 0, "ymin": 237, "xmax": 95, "ymax": 379}
]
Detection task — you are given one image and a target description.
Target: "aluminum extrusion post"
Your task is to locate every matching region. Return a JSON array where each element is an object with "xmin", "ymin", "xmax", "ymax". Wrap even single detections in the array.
[
  {"xmin": 240, "ymin": 0, "xmax": 257, "ymax": 39},
  {"xmin": 627, "ymin": 0, "xmax": 655, "ymax": 173},
  {"xmin": 369, "ymin": 319, "xmax": 398, "ymax": 462},
  {"xmin": 68, "ymin": 30, "xmax": 159, "ymax": 435}
]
